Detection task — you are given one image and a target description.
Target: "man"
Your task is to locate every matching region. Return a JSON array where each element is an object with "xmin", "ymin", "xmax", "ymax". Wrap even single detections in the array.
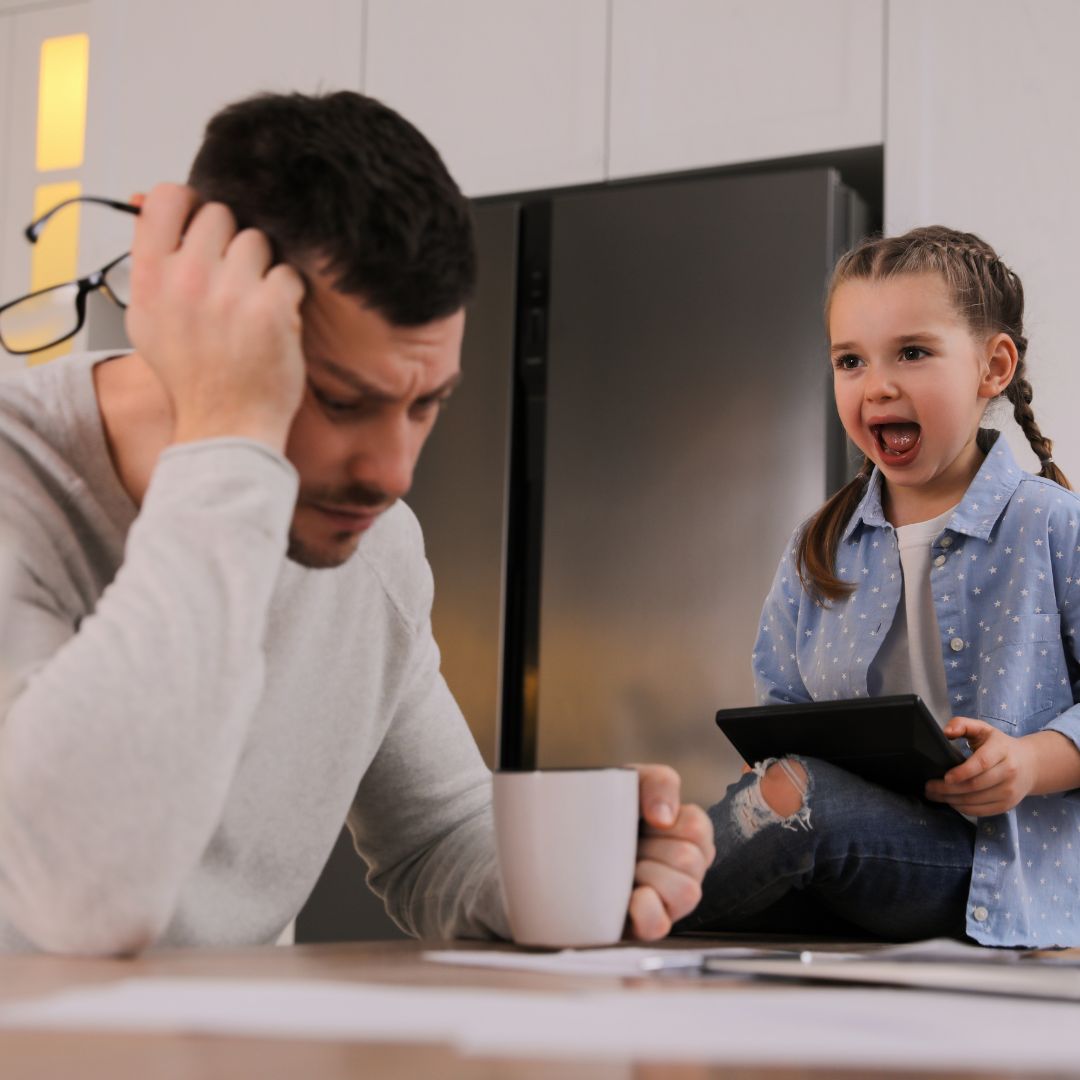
[{"xmin": 0, "ymin": 91, "xmax": 712, "ymax": 955}]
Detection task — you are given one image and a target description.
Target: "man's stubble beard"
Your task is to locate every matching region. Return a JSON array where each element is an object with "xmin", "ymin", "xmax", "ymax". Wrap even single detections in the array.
[
  {"xmin": 285, "ymin": 481, "xmax": 395, "ymax": 569},
  {"xmin": 286, "ymin": 528, "xmax": 363, "ymax": 570}
]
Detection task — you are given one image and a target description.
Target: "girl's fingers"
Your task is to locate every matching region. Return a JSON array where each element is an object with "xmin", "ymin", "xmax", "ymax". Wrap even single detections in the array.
[{"xmin": 942, "ymin": 747, "xmax": 1005, "ymax": 786}]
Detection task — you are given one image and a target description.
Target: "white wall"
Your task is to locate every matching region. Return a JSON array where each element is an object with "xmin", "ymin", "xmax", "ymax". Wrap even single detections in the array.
[{"xmin": 885, "ymin": 0, "xmax": 1080, "ymax": 479}]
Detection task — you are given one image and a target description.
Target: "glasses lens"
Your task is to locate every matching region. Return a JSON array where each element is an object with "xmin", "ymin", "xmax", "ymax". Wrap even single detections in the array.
[
  {"xmin": 102, "ymin": 254, "xmax": 131, "ymax": 307},
  {"xmin": 0, "ymin": 284, "xmax": 81, "ymax": 354}
]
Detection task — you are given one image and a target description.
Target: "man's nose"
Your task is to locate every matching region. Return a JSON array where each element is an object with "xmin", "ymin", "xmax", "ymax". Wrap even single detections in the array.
[{"xmin": 348, "ymin": 420, "xmax": 417, "ymax": 501}]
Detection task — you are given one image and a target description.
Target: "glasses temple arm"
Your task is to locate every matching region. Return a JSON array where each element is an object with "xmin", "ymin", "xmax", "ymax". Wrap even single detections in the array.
[{"xmin": 24, "ymin": 197, "xmax": 141, "ymax": 244}]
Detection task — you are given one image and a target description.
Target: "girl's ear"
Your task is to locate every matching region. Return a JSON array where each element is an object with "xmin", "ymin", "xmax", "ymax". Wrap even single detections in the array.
[{"xmin": 978, "ymin": 332, "xmax": 1019, "ymax": 400}]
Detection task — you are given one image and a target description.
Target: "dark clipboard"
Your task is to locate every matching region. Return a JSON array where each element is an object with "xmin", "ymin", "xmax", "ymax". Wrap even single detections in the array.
[{"xmin": 715, "ymin": 694, "xmax": 965, "ymax": 795}]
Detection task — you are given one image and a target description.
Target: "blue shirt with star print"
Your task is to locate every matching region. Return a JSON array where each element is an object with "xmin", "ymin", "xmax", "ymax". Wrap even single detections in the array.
[{"xmin": 753, "ymin": 432, "xmax": 1080, "ymax": 946}]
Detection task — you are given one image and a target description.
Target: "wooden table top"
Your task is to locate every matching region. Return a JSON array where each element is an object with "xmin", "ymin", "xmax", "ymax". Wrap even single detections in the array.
[{"xmin": 0, "ymin": 937, "xmax": 1073, "ymax": 1080}]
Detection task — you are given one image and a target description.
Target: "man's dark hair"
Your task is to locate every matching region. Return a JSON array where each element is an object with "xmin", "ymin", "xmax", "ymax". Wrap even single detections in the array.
[{"xmin": 187, "ymin": 90, "xmax": 476, "ymax": 326}]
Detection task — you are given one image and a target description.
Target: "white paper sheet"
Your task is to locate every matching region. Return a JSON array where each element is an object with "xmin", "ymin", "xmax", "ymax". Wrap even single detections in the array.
[
  {"xmin": 426, "ymin": 938, "xmax": 1078, "ymax": 984},
  {"xmin": 3, "ymin": 975, "xmax": 1080, "ymax": 1071}
]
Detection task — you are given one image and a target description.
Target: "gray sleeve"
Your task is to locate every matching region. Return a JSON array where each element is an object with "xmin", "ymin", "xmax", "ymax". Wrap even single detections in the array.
[
  {"xmin": 0, "ymin": 440, "xmax": 296, "ymax": 955},
  {"xmin": 345, "ymin": 542, "xmax": 509, "ymax": 942}
]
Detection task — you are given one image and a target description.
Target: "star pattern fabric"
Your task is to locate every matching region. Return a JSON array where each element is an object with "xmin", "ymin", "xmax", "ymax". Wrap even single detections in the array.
[{"xmin": 753, "ymin": 433, "xmax": 1080, "ymax": 946}]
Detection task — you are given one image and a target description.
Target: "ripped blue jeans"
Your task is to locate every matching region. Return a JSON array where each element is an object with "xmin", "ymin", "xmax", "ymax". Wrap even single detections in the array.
[{"xmin": 680, "ymin": 757, "xmax": 976, "ymax": 940}]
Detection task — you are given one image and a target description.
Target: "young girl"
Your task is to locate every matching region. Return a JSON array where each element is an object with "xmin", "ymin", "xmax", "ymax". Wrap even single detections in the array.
[{"xmin": 686, "ymin": 226, "xmax": 1080, "ymax": 947}]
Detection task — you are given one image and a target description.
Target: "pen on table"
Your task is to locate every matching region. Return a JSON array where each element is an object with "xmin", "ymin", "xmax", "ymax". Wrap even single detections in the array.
[
  {"xmin": 639, "ymin": 949, "xmax": 808, "ymax": 973},
  {"xmin": 638, "ymin": 953, "xmax": 712, "ymax": 973}
]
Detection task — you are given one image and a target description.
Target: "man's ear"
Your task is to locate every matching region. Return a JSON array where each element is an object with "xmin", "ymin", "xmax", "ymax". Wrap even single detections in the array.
[{"xmin": 979, "ymin": 332, "xmax": 1019, "ymax": 400}]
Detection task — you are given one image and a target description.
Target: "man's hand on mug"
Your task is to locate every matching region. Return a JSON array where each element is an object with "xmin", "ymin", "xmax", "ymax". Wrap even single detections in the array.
[
  {"xmin": 125, "ymin": 182, "xmax": 307, "ymax": 453},
  {"xmin": 627, "ymin": 764, "xmax": 715, "ymax": 940}
]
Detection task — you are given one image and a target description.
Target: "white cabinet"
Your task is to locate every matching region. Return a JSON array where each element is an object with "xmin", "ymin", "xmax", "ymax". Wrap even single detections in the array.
[
  {"xmin": 885, "ymin": 0, "xmax": 1080, "ymax": 478},
  {"xmin": 83, "ymin": 0, "xmax": 364, "ymax": 208},
  {"xmin": 608, "ymin": 0, "xmax": 883, "ymax": 180},
  {"xmin": 364, "ymin": 0, "xmax": 608, "ymax": 197}
]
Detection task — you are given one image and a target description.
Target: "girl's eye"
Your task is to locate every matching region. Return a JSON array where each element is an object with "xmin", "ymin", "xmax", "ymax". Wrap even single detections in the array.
[
  {"xmin": 901, "ymin": 346, "xmax": 928, "ymax": 361},
  {"xmin": 833, "ymin": 353, "xmax": 862, "ymax": 371}
]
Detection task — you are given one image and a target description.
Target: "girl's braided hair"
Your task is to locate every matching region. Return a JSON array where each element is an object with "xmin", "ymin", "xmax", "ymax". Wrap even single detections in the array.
[{"xmin": 797, "ymin": 226, "xmax": 1071, "ymax": 605}]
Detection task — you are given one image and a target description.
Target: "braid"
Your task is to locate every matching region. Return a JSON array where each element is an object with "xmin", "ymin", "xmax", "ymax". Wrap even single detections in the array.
[
  {"xmin": 795, "ymin": 458, "xmax": 873, "ymax": 606},
  {"xmin": 1005, "ymin": 373, "xmax": 1072, "ymax": 489}
]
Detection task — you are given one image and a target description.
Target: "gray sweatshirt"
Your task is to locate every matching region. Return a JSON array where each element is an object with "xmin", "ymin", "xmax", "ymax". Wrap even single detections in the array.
[{"xmin": 0, "ymin": 352, "xmax": 507, "ymax": 954}]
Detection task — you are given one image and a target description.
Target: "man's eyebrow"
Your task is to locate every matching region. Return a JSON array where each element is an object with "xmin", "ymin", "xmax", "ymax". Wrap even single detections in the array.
[
  {"xmin": 830, "ymin": 331, "xmax": 946, "ymax": 353},
  {"xmin": 419, "ymin": 372, "xmax": 463, "ymax": 400},
  {"xmin": 312, "ymin": 357, "xmax": 462, "ymax": 400}
]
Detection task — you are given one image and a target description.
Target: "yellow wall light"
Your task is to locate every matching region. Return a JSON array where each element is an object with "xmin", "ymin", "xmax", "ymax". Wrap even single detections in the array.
[
  {"xmin": 35, "ymin": 33, "xmax": 90, "ymax": 172},
  {"xmin": 24, "ymin": 33, "xmax": 90, "ymax": 364}
]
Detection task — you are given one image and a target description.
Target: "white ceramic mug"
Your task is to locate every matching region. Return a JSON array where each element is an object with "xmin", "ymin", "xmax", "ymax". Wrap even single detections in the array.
[{"xmin": 492, "ymin": 767, "xmax": 639, "ymax": 948}]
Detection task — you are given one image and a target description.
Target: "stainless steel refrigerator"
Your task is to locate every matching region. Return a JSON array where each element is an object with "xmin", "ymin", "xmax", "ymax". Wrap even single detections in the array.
[{"xmin": 297, "ymin": 165, "xmax": 868, "ymax": 941}]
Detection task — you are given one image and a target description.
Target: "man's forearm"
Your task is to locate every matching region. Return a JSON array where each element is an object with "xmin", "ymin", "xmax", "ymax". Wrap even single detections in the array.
[{"xmin": 0, "ymin": 441, "xmax": 295, "ymax": 954}]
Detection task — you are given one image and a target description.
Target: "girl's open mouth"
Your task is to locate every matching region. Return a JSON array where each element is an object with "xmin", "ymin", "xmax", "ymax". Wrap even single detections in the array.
[{"xmin": 871, "ymin": 422, "xmax": 921, "ymax": 462}]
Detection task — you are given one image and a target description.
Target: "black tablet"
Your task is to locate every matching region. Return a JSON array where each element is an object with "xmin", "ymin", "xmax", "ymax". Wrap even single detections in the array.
[{"xmin": 714, "ymin": 694, "xmax": 965, "ymax": 795}]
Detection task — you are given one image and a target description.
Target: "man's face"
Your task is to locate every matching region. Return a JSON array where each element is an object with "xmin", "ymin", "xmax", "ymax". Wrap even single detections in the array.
[{"xmin": 284, "ymin": 265, "xmax": 464, "ymax": 569}]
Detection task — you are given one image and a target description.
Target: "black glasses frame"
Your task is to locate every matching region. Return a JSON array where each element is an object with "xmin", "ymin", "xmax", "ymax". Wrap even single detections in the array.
[
  {"xmin": 24, "ymin": 195, "xmax": 140, "ymax": 242},
  {"xmin": 0, "ymin": 196, "xmax": 140, "ymax": 356}
]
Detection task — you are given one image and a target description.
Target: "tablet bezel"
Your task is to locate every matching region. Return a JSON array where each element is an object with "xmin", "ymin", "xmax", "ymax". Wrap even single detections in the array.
[{"xmin": 714, "ymin": 694, "xmax": 966, "ymax": 794}]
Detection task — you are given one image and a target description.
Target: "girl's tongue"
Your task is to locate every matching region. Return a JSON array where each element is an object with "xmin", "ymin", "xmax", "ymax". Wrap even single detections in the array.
[{"xmin": 878, "ymin": 422, "xmax": 920, "ymax": 454}]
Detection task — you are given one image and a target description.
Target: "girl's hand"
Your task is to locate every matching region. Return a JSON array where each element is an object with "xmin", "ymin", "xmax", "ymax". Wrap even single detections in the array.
[{"xmin": 925, "ymin": 717, "xmax": 1038, "ymax": 816}]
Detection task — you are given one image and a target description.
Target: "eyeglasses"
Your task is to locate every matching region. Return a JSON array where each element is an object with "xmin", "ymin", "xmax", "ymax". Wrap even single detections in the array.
[{"xmin": 0, "ymin": 196, "xmax": 140, "ymax": 356}]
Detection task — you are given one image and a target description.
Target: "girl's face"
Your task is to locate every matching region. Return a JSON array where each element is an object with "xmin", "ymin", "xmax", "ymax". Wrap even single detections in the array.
[{"xmin": 829, "ymin": 272, "xmax": 1007, "ymax": 524}]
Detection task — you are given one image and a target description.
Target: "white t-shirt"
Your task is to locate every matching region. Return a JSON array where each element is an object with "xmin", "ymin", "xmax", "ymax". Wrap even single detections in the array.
[{"xmin": 875, "ymin": 505, "xmax": 957, "ymax": 727}]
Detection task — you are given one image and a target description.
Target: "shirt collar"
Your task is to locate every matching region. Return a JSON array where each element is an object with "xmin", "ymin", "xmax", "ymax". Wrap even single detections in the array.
[{"xmin": 841, "ymin": 430, "xmax": 1024, "ymax": 543}]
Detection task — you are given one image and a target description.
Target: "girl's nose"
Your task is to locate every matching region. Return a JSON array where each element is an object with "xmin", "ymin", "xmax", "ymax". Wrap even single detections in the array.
[{"xmin": 864, "ymin": 364, "xmax": 898, "ymax": 400}]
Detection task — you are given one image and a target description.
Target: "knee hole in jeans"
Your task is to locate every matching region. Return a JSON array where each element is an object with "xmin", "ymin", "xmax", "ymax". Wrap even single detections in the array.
[
  {"xmin": 732, "ymin": 757, "xmax": 812, "ymax": 839},
  {"xmin": 759, "ymin": 758, "xmax": 808, "ymax": 817}
]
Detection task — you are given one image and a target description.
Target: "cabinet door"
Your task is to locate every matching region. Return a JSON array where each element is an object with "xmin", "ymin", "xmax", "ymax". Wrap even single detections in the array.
[
  {"xmin": 609, "ymin": 0, "xmax": 883, "ymax": 180},
  {"xmin": 83, "ymin": 0, "xmax": 364, "ymax": 204},
  {"xmin": 365, "ymin": 0, "xmax": 608, "ymax": 197}
]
